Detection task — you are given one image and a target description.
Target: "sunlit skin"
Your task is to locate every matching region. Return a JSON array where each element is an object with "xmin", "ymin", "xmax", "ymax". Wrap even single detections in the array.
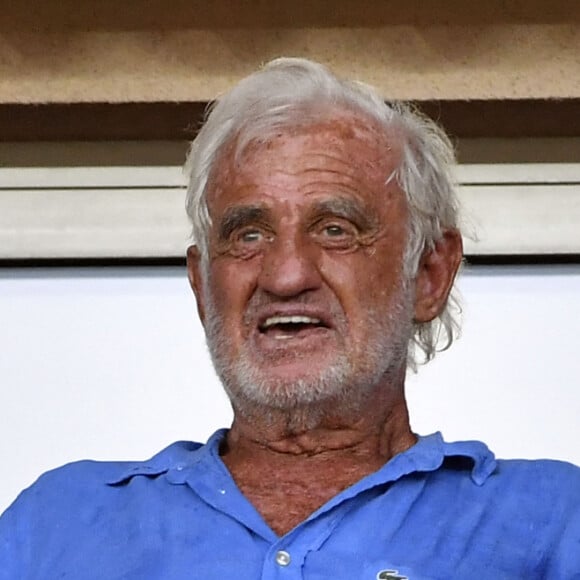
[
  {"xmin": 187, "ymin": 113, "xmax": 463, "ymax": 535},
  {"xmin": 206, "ymin": 120, "xmax": 410, "ymax": 391}
]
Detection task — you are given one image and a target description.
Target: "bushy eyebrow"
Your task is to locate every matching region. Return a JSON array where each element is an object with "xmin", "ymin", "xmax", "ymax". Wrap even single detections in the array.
[
  {"xmin": 309, "ymin": 197, "xmax": 376, "ymax": 230},
  {"xmin": 217, "ymin": 205, "xmax": 270, "ymax": 241}
]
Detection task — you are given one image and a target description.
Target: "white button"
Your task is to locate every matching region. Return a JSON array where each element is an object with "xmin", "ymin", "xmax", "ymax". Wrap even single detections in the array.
[{"xmin": 275, "ymin": 550, "xmax": 291, "ymax": 566}]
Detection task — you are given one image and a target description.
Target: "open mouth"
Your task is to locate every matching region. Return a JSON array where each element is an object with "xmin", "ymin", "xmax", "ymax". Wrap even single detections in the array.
[{"xmin": 258, "ymin": 315, "xmax": 329, "ymax": 340}]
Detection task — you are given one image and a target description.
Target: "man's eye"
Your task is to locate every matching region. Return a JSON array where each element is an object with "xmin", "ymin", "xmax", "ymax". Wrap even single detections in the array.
[
  {"xmin": 313, "ymin": 220, "xmax": 358, "ymax": 249},
  {"xmin": 238, "ymin": 229, "xmax": 263, "ymax": 243},
  {"xmin": 324, "ymin": 224, "xmax": 346, "ymax": 237}
]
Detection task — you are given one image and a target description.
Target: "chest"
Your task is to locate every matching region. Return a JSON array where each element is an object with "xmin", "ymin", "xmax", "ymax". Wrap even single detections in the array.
[
  {"xmin": 235, "ymin": 477, "xmax": 348, "ymax": 535},
  {"xmin": 225, "ymin": 457, "xmax": 376, "ymax": 536},
  {"xmin": 32, "ymin": 484, "xmax": 547, "ymax": 580}
]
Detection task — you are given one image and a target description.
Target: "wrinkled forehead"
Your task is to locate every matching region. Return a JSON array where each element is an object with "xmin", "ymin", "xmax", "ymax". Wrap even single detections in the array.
[{"xmin": 206, "ymin": 110, "xmax": 404, "ymax": 203}]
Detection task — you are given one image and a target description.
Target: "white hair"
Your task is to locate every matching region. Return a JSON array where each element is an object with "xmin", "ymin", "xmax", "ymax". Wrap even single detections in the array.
[{"xmin": 184, "ymin": 57, "xmax": 462, "ymax": 370}]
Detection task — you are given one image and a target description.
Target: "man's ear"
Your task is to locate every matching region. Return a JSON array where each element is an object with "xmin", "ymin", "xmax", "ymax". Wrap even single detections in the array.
[
  {"xmin": 186, "ymin": 245, "xmax": 206, "ymax": 325},
  {"xmin": 414, "ymin": 229, "xmax": 463, "ymax": 323}
]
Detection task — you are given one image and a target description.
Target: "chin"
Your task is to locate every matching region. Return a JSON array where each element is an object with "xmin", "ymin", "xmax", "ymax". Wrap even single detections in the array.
[{"xmin": 218, "ymin": 355, "xmax": 354, "ymax": 410}]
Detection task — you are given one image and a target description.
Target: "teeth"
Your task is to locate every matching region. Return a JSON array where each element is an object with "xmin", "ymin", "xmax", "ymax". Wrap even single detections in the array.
[{"xmin": 262, "ymin": 315, "xmax": 321, "ymax": 329}]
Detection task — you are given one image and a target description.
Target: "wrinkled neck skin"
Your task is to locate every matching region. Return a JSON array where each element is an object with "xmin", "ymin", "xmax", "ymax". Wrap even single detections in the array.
[
  {"xmin": 220, "ymin": 361, "xmax": 417, "ymax": 536},
  {"xmin": 221, "ymin": 363, "xmax": 416, "ymax": 470}
]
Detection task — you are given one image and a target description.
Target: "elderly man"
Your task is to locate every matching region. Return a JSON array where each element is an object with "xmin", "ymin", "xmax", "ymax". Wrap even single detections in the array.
[{"xmin": 1, "ymin": 58, "xmax": 579, "ymax": 579}]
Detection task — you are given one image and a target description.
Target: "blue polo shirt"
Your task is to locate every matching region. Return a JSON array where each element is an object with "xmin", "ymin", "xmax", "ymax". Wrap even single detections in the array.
[{"xmin": 1, "ymin": 430, "xmax": 579, "ymax": 579}]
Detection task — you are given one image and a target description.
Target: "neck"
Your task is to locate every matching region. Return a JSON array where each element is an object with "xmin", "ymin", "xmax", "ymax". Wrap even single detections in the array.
[
  {"xmin": 222, "ymin": 365, "xmax": 415, "ymax": 460},
  {"xmin": 223, "ymin": 392, "xmax": 415, "ymax": 462},
  {"xmin": 219, "ymin": 377, "xmax": 416, "ymax": 536}
]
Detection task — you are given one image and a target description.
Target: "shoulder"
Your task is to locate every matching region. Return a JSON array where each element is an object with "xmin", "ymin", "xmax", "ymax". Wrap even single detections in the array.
[
  {"xmin": 39, "ymin": 439, "xmax": 200, "ymax": 482},
  {"xmin": 487, "ymin": 457, "xmax": 580, "ymax": 532},
  {"xmin": 491, "ymin": 459, "xmax": 580, "ymax": 576},
  {"xmin": 432, "ymin": 438, "xmax": 580, "ymax": 574},
  {"xmin": 430, "ymin": 434, "xmax": 580, "ymax": 524},
  {"xmin": 2, "ymin": 440, "xmax": 204, "ymax": 519},
  {"xmin": 0, "ymin": 440, "xmax": 206, "ymax": 578},
  {"xmin": 491, "ymin": 457, "xmax": 580, "ymax": 498},
  {"xmin": 471, "ymin": 455, "xmax": 580, "ymax": 560},
  {"xmin": 434, "ymin": 432, "xmax": 580, "ymax": 499},
  {"xmin": 496, "ymin": 456, "xmax": 580, "ymax": 477}
]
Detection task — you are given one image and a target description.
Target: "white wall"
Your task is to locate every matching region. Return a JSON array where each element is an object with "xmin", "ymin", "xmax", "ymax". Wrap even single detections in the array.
[{"xmin": 1, "ymin": 265, "xmax": 579, "ymax": 513}]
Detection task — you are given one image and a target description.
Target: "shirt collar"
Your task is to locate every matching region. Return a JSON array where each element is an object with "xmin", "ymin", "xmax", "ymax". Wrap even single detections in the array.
[
  {"xmin": 106, "ymin": 429, "xmax": 496, "ymax": 487},
  {"xmin": 388, "ymin": 432, "xmax": 497, "ymax": 486},
  {"xmin": 106, "ymin": 436, "xmax": 214, "ymax": 486}
]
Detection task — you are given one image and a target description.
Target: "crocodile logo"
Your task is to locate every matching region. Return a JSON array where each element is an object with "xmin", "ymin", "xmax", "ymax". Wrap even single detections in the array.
[{"xmin": 376, "ymin": 570, "xmax": 409, "ymax": 580}]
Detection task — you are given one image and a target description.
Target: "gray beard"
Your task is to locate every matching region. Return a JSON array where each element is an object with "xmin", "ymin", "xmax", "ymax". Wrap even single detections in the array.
[{"xmin": 202, "ymin": 280, "xmax": 414, "ymax": 420}]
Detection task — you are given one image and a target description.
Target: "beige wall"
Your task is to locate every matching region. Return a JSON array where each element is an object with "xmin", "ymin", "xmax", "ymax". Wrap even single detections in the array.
[{"xmin": 1, "ymin": 0, "xmax": 579, "ymax": 104}]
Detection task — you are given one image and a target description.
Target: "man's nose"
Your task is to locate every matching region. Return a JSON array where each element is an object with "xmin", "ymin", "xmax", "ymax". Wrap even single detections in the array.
[{"xmin": 257, "ymin": 233, "xmax": 322, "ymax": 298}]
